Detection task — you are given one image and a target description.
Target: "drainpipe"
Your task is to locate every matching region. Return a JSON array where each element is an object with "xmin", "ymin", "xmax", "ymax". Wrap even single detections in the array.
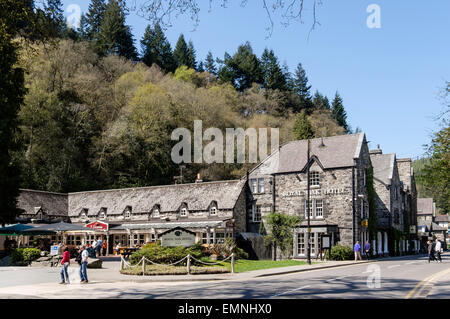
[{"xmin": 352, "ymin": 160, "xmax": 356, "ymax": 247}]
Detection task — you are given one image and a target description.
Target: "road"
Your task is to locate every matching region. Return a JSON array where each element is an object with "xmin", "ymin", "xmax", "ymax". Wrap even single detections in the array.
[{"xmin": 0, "ymin": 253, "xmax": 449, "ymax": 299}]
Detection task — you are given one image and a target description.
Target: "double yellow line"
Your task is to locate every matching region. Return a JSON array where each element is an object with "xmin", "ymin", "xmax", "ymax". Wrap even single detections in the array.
[{"xmin": 405, "ymin": 266, "xmax": 450, "ymax": 299}]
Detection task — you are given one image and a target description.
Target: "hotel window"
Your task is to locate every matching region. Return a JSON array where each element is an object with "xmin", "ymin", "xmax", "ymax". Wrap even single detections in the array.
[
  {"xmin": 257, "ymin": 178, "xmax": 265, "ymax": 193},
  {"xmin": 309, "ymin": 172, "xmax": 320, "ymax": 186},
  {"xmin": 252, "ymin": 204, "xmax": 262, "ymax": 222},
  {"xmin": 124, "ymin": 210, "xmax": 131, "ymax": 219},
  {"xmin": 99, "ymin": 210, "xmax": 106, "ymax": 220},
  {"xmin": 297, "ymin": 233, "xmax": 305, "ymax": 256},
  {"xmin": 315, "ymin": 200, "xmax": 323, "ymax": 218},
  {"xmin": 180, "ymin": 207, "xmax": 188, "ymax": 217},
  {"xmin": 80, "ymin": 209, "xmax": 87, "ymax": 221},
  {"xmin": 210, "ymin": 206, "xmax": 217, "ymax": 216},
  {"xmin": 153, "ymin": 209, "xmax": 160, "ymax": 218},
  {"xmin": 250, "ymin": 179, "xmax": 257, "ymax": 193},
  {"xmin": 215, "ymin": 232, "xmax": 225, "ymax": 244}
]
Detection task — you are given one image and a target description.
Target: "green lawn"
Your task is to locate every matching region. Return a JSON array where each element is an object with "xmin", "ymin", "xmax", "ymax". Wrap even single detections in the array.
[{"xmin": 221, "ymin": 259, "xmax": 309, "ymax": 273}]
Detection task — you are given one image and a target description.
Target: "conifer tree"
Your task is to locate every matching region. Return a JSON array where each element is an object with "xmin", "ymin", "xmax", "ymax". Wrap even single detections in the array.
[
  {"xmin": 173, "ymin": 34, "xmax": 190, "ymax": 67},
  {"xmin": 197, "ymin": 61, "xmax": 205, "ymax": 72},
  {"xmin": 293, "ymin": 110, "xmax": 315, "ymax": 140},
  {"xmin": 204, "ymin": 51, "xmax": 217, "ymax": 76},
  {"xmin": 84, "ymin": 0, "xmax": 107, "ymax": 42},
  {"xmin": 292, "ymin": 63, "xmax": 311, "ymax": 99},
  {"xmin": 313, "ymin": 91, "xmax": 331, "ymax": 110},
  {"xmin": 187, "ymin": 40, "xmax": 197, "ymax": 70},
  {"xmin": 44, "ymin": 0, "xmax": 65, "ymax": 37},
  {"xmin": 261, "ymin": 48, "xmax": 287, "ymax": 91},
  {"xmin": 141, "ymin": 23, "xmax": 175, "ymax": 72},
  {"xmin": 99, "ymin": 0, "xmax": 137, "ymax": 60},
  {"xmin": 331, "ymin": 92, "xmax": 349, "ymax": 133}
]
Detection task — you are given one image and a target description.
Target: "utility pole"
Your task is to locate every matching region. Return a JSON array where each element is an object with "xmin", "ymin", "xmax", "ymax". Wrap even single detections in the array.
[{"xmin": 306, "ymin": 139, "xmax": 311, "ymax": 265}]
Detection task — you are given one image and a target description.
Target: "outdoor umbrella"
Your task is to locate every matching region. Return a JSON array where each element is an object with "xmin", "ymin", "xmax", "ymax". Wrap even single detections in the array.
[
  {"xmin": 21, "ymin": 222, "xmax": 94, "ymax": 235},
  {"xmin": 0, "ymin": 224, "xmax": 36, "ymax": 236}
]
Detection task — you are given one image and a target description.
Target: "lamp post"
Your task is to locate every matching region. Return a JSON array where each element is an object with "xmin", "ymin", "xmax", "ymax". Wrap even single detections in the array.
[{"xmin": 306, "ymin": 139, "xmax": 311, "ymax": 265}]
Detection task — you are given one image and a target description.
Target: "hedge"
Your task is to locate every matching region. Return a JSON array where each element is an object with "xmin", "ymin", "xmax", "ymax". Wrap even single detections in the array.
[
  {"xmin": 11, "ymin": 248, "xmax": 41, "ymax": 264},
  {"xmin": 328, "ymin": 245, "xmax": 354, "ymax": 261},
  {"xmin": 129, "ymin": 241, "xmax": 203, "ymax": 265}
]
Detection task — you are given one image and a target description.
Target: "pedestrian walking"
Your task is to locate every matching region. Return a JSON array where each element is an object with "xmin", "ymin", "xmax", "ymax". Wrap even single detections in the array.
[
  {"xmin": 59, "ymin": 247, "xmax": 71, "ymax": 284},
  {"xmin": 96, "ymin": 238, "xmax": 102, "ymax": 257},
  {"xmin": 92, "ymin": 239, "xmax": 97, "ymax": 258},
  {"xmin": 435, "ymin": 239, "xmax": 442, "ymax": 263},
  {"xmin": 354, "ymin": 241, "xmax": 362, "ymax": 261},
  {"xmin": 79, "ymin": 245, "xmax": 89, "ymax": 283},
  {"xmin": 364, "ymin": 240, "xmax": 371, "ymax": 260},
  {"xmin": 102, "ymin": 240, "xmax": 107, "ymax": 256},
  {"xmin": 427, "ymin": 240, "xmax": 436, "ymax": 263},
  {"xmin": 115, "ymin": 242, "xmax": 121, "ymax": 256}
]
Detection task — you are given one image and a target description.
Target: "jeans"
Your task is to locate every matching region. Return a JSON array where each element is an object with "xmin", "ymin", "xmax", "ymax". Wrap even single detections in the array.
[
  {"xmin": 60, "ymin": 262, "xmax": 70, "ymax": 283},
  {"xmin": 79, "ymin": 262, "xmax": 88, "ymax": 282}
]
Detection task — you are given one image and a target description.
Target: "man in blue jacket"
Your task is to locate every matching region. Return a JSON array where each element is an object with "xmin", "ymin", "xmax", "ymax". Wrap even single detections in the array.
[{"xmin": 354, "ymin": 241, "xmax": 362, "ymax": 261}]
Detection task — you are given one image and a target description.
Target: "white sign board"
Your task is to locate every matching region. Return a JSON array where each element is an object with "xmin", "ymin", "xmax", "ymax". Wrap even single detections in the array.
[
  {"xmin": 161, "ymin": 229, "xmax": 195, "ymax": 247},
  {"xmin": 50, "ymin": 245, "xmax": 59, "ymax": 256}
]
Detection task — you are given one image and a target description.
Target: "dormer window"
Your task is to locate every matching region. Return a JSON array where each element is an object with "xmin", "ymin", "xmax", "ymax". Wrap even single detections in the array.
[
  {"xmin": 210, "ymin": 207, "xmax": 217, "ymax": 216},
  {"xmin": 124, "ymin": 206, "xmax": 132, "ymax": 219},
  {"xmin": 80, "ymin": 209, "xmax": 88, "ymax": 221},
  {"xmin": 99, "ymin": 209, "xmax": 106, "ymax": 220},
  {"xmin": 309, "ymin": 172, "xmax": 320, "ymax": 186},
  {"xmin": 153, "ymin": 209, "xmax": 160, "ymax": 218},
  {"xmin": 180, "ymin": 207, "xmax": 188, "ymax": 217}
]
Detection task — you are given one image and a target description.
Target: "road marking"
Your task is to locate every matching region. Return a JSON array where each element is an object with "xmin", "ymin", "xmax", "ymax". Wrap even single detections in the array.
[
  {"xmin": 405, "ymin": 267, "xmax": 450, "ymax": 299},
  {"xmin": 272, "ymin": 285, "xmax": 311, "ymax": 297},
  {"xmin": 406, "ymin": 262, "xmax": 416, "ymax": 265},
  {"xmin": 387, "ymin": 265, "xmax": 400, "ymax": 269}
]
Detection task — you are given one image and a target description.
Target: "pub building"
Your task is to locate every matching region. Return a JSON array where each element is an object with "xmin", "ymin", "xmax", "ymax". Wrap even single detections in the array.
[
  {"xmin": 1, "ymin": 132, "xmax": 418, "ymax": 259},
  {"xmin": 247, "ymin": 133, "xmax": 373, "ymax": 258}
]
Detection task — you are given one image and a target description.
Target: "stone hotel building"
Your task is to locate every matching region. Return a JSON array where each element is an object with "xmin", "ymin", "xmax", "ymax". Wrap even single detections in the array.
[{"xmin": 3, "ymin": 132, "xmax": 419, "ymax": 259}]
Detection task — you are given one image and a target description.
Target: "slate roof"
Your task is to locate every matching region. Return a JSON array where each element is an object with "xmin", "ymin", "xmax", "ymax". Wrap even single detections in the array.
[
  {"xmin": 110, "ymin": 219, "xmax": 229, "ymax": 230},
  {"xmin": 17, "ymin": 189, "xmax": 68, "ymax": 217},
  {"xmin": 370, "ymin": 153, "xmax": 395, "ymax": 185},
  {"xmin": 417, "ymin": 198, "xmax": 434, "ymax": 216},
  {"xmin": 68, "ymin": 179, "xmax": 246, "ymax": 217},
  {"xmin": 435, "ymin": 215, "xmax": 449, "ymax": 222},
  {"xmin": 250, "ymin": 133, "xmax": 366, "ymax": 175}
]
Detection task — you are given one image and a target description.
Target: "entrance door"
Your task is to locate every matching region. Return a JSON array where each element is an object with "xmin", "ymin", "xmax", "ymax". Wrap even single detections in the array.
[{"xmin": 108, "ymin": 235, "xmax": 114, "ymax": 255}]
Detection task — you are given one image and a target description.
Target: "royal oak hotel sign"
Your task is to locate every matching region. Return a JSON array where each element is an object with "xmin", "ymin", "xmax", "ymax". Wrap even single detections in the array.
[
  {"xmin": 282, "ymin": 188, "xmax": 348, "ymax": 198},
  {"xmin": 161, "ymin": 227, "xmax": 196, "ymax": 247}
]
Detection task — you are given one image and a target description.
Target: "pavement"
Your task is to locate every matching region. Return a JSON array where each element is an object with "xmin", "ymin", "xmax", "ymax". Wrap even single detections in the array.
[{"xmin": 0, "ymin": 253, "xmax": 448, "ymax": 298}]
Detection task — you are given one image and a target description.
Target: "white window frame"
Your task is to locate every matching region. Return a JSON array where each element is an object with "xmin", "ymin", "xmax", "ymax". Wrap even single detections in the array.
[
  {"xmin": 304, "ymin": 199, "xmax": 324, "ymax": 219},
  {"xmin": 257, "ymin": 178, "xmax": 265, "ymax": 193},
  {"xmin": 304, "ymin": 200, "xmax": 313, "ymax": 218},
  {"xmin": 99, "ymin": 211, "xmax": 106, "ymax": 220},
  {"xmin": 309, "ymin": 171, "xmax": 320, "ymax": 186},
  {"xmin": 252, "ymin": 204, "xmax": 262, "ymax": 222},
  {"xmin": 153, "ymin": 209, "xmax": 160, "ymax": 218},
  {"xmin": 180, "ymin": 207, "xmax": 188, "ymax": 217},
  {"xmin": 250, "ymin": 179, "xmax": 257, "ymax": 193},
  {"xmin": 124, "ymin": 210, "xmax": 131, "ymax": 219},
  {"xmin": 315, "ymin": 199, "xmax": 323, "ymax": 218},
  {"xmin": 210, "ymin": 207, "xmax": 217, "ymax": 216}
]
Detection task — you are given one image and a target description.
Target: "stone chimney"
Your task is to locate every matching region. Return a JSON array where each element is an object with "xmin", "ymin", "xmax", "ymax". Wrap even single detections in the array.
[{"xmin": 369, "ymin": 145, "xmax": 382, "ymax": 155}]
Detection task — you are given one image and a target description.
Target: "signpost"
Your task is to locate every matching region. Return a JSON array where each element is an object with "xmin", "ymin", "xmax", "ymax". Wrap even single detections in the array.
[
  {"xmin": 160, "ymin": 227, "xmax": 196, "ymax": 247},
  {"xmin": 50, "ymin": 245, "xmax": 59, "ymax": 256}
]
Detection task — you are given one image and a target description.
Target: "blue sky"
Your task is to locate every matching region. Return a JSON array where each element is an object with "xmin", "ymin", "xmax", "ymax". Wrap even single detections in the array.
[{"xmin": 62, "ymin": 0, "xmax": 449, "ymax": 159}]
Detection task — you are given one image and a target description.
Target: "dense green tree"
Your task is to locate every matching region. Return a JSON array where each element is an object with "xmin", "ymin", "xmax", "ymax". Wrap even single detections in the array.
[
  {"xmin": 82, "ymin": 0, "xmax": 107, "ymax": 43},
  {"xmin": 218, "ymin": 42, "xmax": 263, "ymax": 91},
  {"xmin": 263, "ymin": 212, "xmax": 302, "ymax": 261},
  {"xmin": 141, "ymin": 23, "xmax": 175, "ymax": 72},
  {"xmin": 0, "ymin": 0, "xmax": 36, "ymax": 225},
  {"xmin": 331, "ymin": 92, "xmax": 349, "ymax": 133},
  {"xmin": 417, "ymin": 125, "xmax": 449, "ymax": 214},
  {"xmin": 187, "ymin": 40, "xmax": 197, "ymax": 70},
  {"xmin": 204, "ymin": 51, "xmax": 217, "ymax": 76},
  {"xmin": 43, "ymin": 0, "xmax": 65, "ymax": 37},
  {"xmin": 98, "ymin": 0, "xmax": 137, "ymax": 60},
  {"xmin": 173, "ymin": 34, "xmax": 190, "ymax": 67},
  {"xmin": 291, "ymin": 63, "xmax": 311, "ymax": 99},
  {"xmin": 312, "ymin": 91, "xmax": 330, "ymax": 110},
  {"xmin": 261, "ymin": 48, "xmax": 287, "ymax": 91},
  {"xmin": 293, "ymin": 110, "xmax": 315, "ymax": 140}
]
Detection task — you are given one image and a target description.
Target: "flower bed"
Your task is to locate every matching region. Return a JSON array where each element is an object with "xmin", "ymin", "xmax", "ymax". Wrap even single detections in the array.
[{"xmin": 120, "ymin": 264, "xmax": 229, "ymax": 276}]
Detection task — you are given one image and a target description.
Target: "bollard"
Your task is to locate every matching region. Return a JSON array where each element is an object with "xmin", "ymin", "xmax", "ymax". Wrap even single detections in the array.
[
  {"xmin": 142, "ymin": 257, "xmax": 145, "ymax": 276},
  {"xmin": 187, "ymin": 254, "xmax": 191, "ymax": 275},
  {"xmin": 120, "ymin": 256, "xmax": 124, "ymax": 270},
  {"xmin": 231, "ymin": 253, "xmax": 235, "ymax": 274}
]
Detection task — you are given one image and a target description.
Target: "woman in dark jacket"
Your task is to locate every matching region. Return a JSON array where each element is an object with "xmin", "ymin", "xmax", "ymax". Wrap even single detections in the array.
[{"xmin": 427, "ymin": 240, "xmax": 435, "ymax": 263}]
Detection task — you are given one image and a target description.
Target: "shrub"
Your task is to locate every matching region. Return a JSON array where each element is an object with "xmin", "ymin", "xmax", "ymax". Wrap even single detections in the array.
[
  {"xmin": 120, "ymin": 264, "xmax": 229, "ymax": 276},
  {"xmin": 207, "ymin": 238, "xmax": 249, "ymax": 260},
  {"xmin": 10, "ymin": 248, "xmax": 41, "ymax": 264},
  {"xmin": 329, "ymin": 245, "xmax": 354, "ymax": 261},
  {"xmin": 129, "ymin": 242, "xmax": 203, "ymax": 265}
]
